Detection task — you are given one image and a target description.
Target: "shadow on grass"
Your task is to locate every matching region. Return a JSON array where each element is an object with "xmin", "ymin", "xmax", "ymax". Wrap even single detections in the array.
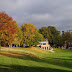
[
  {"xmin": 43, "ymin": 57, "xmax": 72, "ymax": 69},
  {"xmin": 0, "ymin": 64, "xmax": 72, "ymax": 72},
  {"xmin": 0, "ymin": 52, "xmax": 72, "ymax": 71}
]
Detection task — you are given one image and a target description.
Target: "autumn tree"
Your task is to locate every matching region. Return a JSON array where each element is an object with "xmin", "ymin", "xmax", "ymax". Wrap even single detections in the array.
[
  {"xmin": 0, "ymin": 12, "xmax": 17, "ymax": 47},
  {"xmin": 0, "ymin": 31, "xmax": 1, "ymax": 44},
  {"xmin": 21, "ymin": 23, "xmax": 43, "ymax": 47},
  {"xmin": 13, "ymin": 21, "xmax": 23, "ymax": 46}
]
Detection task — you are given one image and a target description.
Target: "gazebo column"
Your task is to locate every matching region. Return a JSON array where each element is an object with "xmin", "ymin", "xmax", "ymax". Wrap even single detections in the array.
[
  {"xmin": 46, "ymin": 47, "xmax": 47, "ymax": 50},
  {"xmin": 47, "ymin": 47, "xmax": 48, "ymax": 50},
  {"xmin": 44, "ymin": 47, "xmax": 45, "ymax": 50}
]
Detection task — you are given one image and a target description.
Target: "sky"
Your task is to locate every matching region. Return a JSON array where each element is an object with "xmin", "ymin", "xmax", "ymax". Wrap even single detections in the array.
[{"xmin": 0, "ymin": 0, "xmax": 72, "ymax": 32}]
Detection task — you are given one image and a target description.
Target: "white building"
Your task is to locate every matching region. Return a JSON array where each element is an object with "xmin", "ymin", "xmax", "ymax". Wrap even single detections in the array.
[{"xmin": 38, "ymin": 40, "xmax": 51, "ymax": 50}]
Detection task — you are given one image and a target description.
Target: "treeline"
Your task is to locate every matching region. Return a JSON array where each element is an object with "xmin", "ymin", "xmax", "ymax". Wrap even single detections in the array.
[
  {"xmin": 0, "ymin": 12, "xmax": 43, "ymax": 47},
  {"xmin": 39, "ymin": 26, "xmax": 62, "ymax": 47},
  {"xmin": 39, "ymin": 26, "xmax": 72, "ymax": 48},
  {"xmin": 0, "ymin": 12, "xmax": 72, "ymax": 48}
]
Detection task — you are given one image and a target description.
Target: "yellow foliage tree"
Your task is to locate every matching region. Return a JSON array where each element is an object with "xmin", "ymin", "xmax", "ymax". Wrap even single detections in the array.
[{"xmin": 21, "ymin": 23, "xmax": 43, "ymax": 47}]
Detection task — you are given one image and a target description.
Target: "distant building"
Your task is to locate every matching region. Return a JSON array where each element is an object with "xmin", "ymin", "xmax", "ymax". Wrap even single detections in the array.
[
  {"xmin": 39, "ymin": 41, "xmax": 50, "ymax": 50},
  {"xmin": 67, "ymin": 30, "xmax": 72, "ymax": 35},
  {"xmin": 62, "ymin": 30, "xmax": 72, "ymax": 35},
  {"xmin": 38, "ymin": 39, "xmax": 51, "ymax": 50}
]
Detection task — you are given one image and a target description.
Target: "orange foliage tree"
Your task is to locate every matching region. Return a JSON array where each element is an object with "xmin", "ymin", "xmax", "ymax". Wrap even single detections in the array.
[{"xmin": 0, "ymin": 12, "xmax": 17, "ymax": 47}]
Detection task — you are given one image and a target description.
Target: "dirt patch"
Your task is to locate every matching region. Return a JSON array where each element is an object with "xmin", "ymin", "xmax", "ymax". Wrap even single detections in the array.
[
  {"xmin": 0, "ymin": 52, "xmax": 25, "ymax": 57},
  {"xmin": 1, "ymin": 47, "xmax": 36, "ymax": 56},
  {"xmin": 0, "ymin": 52, "xmax": 41, "ymax": 59},
  {"xmin": 28, "ymin": 48, "xmax": 49, "ymax": 54}
]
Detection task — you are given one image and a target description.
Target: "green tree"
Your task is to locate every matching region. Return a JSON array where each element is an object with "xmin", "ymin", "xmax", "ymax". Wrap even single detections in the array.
[
  {"xmin": 32, "ymin": 31, "xmax": 43, "ymax": 46},
  {"xmin": 62, "ymin": 32, "xmax": 72, "ymax": 48},
  {"xmin": 62, "ymin": 32, "xmax": 72, "ymax": 42},
  {"xmin": 39, "ymin": 26, "xmax": 61, "ymax": 46},
  {"xmin": 39, "ymin": 27, "xmax": 48, "ymax": 38},
  {"xmin": 48, "ymin": 26, "xmax": 61, "ymax": 45}
]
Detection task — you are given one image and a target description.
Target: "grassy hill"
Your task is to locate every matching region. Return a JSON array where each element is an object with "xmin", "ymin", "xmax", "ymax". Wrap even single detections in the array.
[{"xmin": 0, "ymin": 47, "xmax": 72, "ymax": 72}]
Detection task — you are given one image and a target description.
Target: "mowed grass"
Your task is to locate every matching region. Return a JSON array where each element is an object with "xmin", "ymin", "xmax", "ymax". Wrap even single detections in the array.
[{"xmin": 0, "ymin": 47, "xmax": 72, "ymax": 72}]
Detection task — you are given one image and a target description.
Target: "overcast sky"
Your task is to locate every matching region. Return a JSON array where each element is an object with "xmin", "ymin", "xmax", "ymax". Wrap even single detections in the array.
[{"xmin": 0, "ymin": 0, "xmax": 72, "ymax": 32}]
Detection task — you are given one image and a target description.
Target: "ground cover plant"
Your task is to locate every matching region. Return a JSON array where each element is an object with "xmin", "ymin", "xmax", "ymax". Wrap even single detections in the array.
[{"xmin": 0, "ymin": 47, "xmax": 72, "ymax": 72}]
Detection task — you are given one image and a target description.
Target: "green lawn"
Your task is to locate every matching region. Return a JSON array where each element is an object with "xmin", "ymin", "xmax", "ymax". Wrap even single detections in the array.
[{"xmin": 0, "ymin": 47, "xmax": 72, "ymax": 72}]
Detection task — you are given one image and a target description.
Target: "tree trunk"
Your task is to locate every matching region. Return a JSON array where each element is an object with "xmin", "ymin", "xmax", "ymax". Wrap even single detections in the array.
[
  {"xmin": 9, "ymin": 44, "xmax": 12, "ymax": 48},
  {"xmin": 9, "ymin": 45, "xmax": 10, "ymax": 48},
  {"xmin": 0, "ymin": 44, "xmax": 1, "ymax": 51},
  {"xmin": 0, "ymin": 41, "xmax": 1, "ymax": 51}
]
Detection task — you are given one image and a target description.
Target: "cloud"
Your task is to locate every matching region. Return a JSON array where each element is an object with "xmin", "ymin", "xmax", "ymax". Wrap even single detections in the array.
[
  {"xmin": 0, "ymin": 0, "xmax": 30, "ymax": 11},
  {"xmin": 31, "ymin": 14, "xmax": 52, "ymax": 21},
  {"xmin": 0, "ymin": 0, "xmax": 72, "ymax": 32}
]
